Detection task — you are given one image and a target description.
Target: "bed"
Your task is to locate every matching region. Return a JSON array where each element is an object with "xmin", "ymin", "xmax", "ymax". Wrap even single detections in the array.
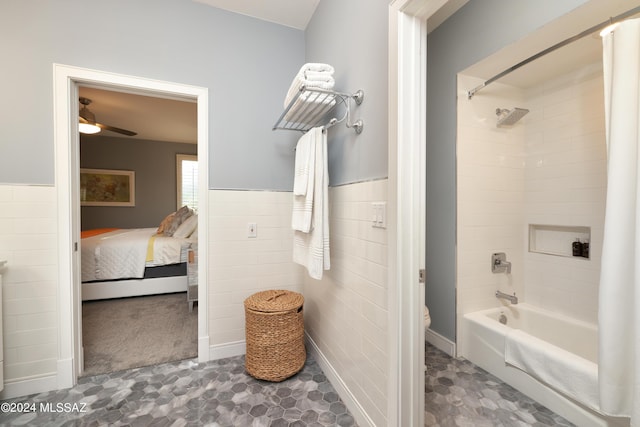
[{"xmin": 81, "ymin": 208, "xmax": 197, "ymax": 301}]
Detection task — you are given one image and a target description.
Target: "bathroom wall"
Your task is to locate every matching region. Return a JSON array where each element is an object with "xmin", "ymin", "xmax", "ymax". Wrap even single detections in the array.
[
  {"xmin": 303, "ymin": 1, "xmax": 390, "ymax": 425},
  {"xmin": 456, "ymin": 65, "xmax": 606, "ymax": 348},
  {"xmin": 208, "ymin": 189, "xmax": 304, "ymax": 356},
  {"xmin": 305, "ymin": 0, "xmax": 388, "ymax": 186},
  {"xmin": 0, "ymin": 0, "xmax": 303, "ymax": 190},
  {"xmin": 456, "ymin": 75, "xmax": 527, "ymax": 343},
  {"xmin": 523, "ymin": 67, "xmax": 606, "ymax": 324},
  {"xmin": 302, "ymin": 179, "xmax": 389, "ymax": 427}
]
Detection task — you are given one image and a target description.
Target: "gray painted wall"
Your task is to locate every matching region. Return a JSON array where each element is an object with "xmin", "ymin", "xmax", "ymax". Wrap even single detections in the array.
[
  {"xmin": 426, "ymin": 0, "xmax": 589, "ymax": 341},
  {"xmin": 80, "ymin": 136, "xmax": 197, "ymax": 230},
  {"xmin": 305, "ymin": 0, "xmax": 388, "ymax": 186},
  {"xmin": 1, "ymin": 0, "xmax": 303, "ymax": 190}
]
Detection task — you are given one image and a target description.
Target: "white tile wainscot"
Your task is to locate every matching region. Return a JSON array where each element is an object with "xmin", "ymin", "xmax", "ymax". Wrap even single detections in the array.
[
  {"xmin": 207, "ymin": 189, "xmax": 304, "ymax": 359},
  {"xmin": 0, "ymin": 184, "xmax": 58, "ymax": 399},
  {"xmin": 303, "ymin": 179, "xmax": 389, "ymax": 427}
]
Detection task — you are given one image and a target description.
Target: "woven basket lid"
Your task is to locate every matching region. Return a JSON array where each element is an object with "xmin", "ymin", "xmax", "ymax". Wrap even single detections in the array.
[{"xmin": 244, "ymin": 290, "xmax": 304, "ymax": 313}]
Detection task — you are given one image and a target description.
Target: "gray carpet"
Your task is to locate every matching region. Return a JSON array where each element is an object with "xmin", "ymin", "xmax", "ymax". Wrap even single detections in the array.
[{"xmin": 81, "ymin": 292, "xmax": 197, "ymax": 377}]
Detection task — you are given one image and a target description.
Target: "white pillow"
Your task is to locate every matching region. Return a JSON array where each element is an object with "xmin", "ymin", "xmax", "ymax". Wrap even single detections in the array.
[{"xmin": 173, "ymin": 214, "xmax": 198, "ymax": 238}]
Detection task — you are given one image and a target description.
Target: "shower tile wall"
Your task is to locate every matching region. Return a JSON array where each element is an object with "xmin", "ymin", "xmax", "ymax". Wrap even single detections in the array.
[
  {"xmin": 457, "ymin": 67, "xmax": 606, "ymax": 344},
  {"xmin": 456, "ymin": 75, "xmax": 526, "ymax": 351},
  {"xmin": 208, "ymin": 190, "xmax": 304, "ymax": 350},
  {"xmin": 523, "ymin": 69, "xmax": 606, "ymax": 324},
  {"xmin": 303, "ymin": 179, "xmax": 388, "ymax": 427}
]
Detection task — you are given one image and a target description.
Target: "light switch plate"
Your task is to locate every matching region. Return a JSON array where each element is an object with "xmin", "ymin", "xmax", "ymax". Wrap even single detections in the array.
[
  {"xmin": 248, "ymin": 222, "xmax": 257, "ymax": 238},
  {"xmin": 372, "ymin": 202, "xmax": 386, "ymax": 228}
]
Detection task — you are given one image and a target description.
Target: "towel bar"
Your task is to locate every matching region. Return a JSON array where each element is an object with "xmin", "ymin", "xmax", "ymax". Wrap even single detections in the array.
[{"xmin": 272, "ymin": 86, "xmax": 364, "ymax": 134}]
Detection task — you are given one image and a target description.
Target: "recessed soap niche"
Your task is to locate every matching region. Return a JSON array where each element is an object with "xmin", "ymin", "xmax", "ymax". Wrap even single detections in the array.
[{"xmin": 528, "ymin": 224, "xmax": 591, "ymax": 259}]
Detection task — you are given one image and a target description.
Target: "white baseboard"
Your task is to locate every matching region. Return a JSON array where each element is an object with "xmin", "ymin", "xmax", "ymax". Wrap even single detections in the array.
[
  {"xmin": 57, "ymin": 357, "xmax": 75, "ymax": 390},
  {"xmin": 0, "ymin": 374, "xmax": 58, "ymax": 400},
  {"xmin": 425, "ymin": 328, "xmax": 456, "ymax": 357},
  {"xmin": 0, "ymin": 357, "xmax": 75, "ymax": 400},
  {"xmin": 209, "ymin": 340, "xmax": 246, "ymax": 360},
  {"xmin": 305, "ymin": 334, "xmax": 375, "ymax": 427},
  {"xmin": 198, "ymin": 335, "xmax": 211, "ymax": 363}
]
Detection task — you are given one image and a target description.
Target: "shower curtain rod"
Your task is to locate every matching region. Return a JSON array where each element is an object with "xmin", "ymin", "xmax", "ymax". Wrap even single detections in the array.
[{"xmin": 467, "ymin": 5, "xmax": 640, "ymax": 99}]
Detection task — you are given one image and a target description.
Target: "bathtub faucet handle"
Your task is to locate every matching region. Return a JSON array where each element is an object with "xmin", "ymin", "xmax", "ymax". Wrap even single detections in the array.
[{"xmin": 492, "ymin": 252, "xmax": 511, "ymax": 274}]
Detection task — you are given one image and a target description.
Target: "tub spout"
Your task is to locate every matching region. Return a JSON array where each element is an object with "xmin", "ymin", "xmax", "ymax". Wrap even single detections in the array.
[{"xmin": 496, "ymin": 290, "xmax": 518, "ymax": 304}]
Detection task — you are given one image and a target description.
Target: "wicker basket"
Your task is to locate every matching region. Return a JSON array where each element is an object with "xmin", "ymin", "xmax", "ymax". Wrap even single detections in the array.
[{"xmin": 244, "ymin": 290, "xmax": 306, "ymax": 382}]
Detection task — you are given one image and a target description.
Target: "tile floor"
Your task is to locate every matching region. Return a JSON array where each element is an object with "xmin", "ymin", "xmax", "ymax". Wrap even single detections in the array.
[
  {"xmin": 425, "ymin": 342, "xmax": 574, "ymax": 426},
  {"xmin": 0, "ymin": 355, "xmax": 357, "ymax": 427},
  {"xmin": 0, "ymin": 342, "xmax": 577, "ymax": 427}
]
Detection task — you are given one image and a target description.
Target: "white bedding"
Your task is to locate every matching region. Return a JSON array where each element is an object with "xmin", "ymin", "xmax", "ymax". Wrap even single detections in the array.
[{"xmin": 81, "ymin": 228, "xmax": 193, "ymax": 282}]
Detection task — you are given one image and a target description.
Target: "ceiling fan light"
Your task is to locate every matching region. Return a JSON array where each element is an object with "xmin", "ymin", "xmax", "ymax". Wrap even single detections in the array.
[{"xmin": 79, "ymin": 122, "xmax": 101, "ymax": 134}]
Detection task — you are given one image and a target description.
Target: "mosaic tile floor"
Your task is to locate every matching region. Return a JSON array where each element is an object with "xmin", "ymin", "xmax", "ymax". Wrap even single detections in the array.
[
  {"xmin": 0, "ymin": 341, "xmax": 579, "ymax": 426},
  {"xmin": 425, "ymin": 342, "xmax": 575, "ymax": 426},
  {"xmin": 0, "ymin": 354, "xmax": 357, "ymax": 427}
]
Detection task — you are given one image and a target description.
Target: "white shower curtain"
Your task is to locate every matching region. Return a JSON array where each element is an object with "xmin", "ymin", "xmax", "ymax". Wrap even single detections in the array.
[{"xmin": 599, "ymin": 18, "xmax": 640, "ymax": 424}]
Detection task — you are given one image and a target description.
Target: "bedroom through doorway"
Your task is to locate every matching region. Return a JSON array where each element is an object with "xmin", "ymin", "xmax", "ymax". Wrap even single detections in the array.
[{"xmin": 77, "ymin": 86, "xmax": 200, "ymax": 377}]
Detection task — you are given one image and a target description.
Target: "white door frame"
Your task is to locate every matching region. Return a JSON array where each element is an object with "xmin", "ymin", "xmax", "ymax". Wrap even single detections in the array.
[
  {"xmin": 53, "ymin": 64, "xmax": 210, "ymax": 388},
  {"xmin": 388, "ymin": 0, "xmax": 449, "ymax": 424}
]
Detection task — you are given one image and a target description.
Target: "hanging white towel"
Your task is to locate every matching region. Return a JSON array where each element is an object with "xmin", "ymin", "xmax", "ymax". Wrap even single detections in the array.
[
  {"xmin": 292, "ymin": 127, "xmax": 330, "ymax": 279},
  {"xmin": 291, "ymin": 129, "xmax": 316, "ymax": 232},
  {"xmin": 293, "ymin": 130, "xmax": 313, "ymax": 196}
]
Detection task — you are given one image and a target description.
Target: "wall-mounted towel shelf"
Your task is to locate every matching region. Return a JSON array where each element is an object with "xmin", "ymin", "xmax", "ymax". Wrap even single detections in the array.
[{"xmin": 273, "ymin": 86, "xmax": 364, "ymax": 134}]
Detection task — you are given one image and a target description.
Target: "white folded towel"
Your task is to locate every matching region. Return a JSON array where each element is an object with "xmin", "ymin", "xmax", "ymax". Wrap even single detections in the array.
[
  {"xmin": 285, "ymin": 63, "xmax": 335, "ymax": 108},
  {"xmin": 505, "ymin": 329, "xmax": 600, "ymax": 412},
  {"xmin": 292, "ymin": 127, "xmax": 330, "ymax": 279},
  {"xmin": 303, "ymin": 70, "xmax": 335, "ymax": 83},
  {"xmin": 303, "ymin": 63, "xmax": 334, "ymax": 74}
]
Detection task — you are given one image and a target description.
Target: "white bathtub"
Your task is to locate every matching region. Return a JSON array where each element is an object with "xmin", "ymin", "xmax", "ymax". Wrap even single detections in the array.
[{"xmin": 461, "ymin": 304, "xmax": 629, "ymax": 427}]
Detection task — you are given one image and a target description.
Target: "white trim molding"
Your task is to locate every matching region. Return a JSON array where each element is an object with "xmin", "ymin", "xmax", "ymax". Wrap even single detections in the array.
[
  {"xmin": 53, "ymin": 64, "xmax": 210, "ymax": 389},
  {"xmin": 209, "ymin": 341, "xmax": 246, "ymax": 360},
  {"xmin": 388, "ymin": 0, "xmax": 454, "ymax": 425},
  {"xmin": 0, "ymin": 375, "xmax": 58, "ymax": 401},
  {"xmin": 305, "ymin": 335, "xmax": 375, "ymax": 427},
  {"xmin": 425, "ymin": 328, "xmax": 456, "ymax": 357}
]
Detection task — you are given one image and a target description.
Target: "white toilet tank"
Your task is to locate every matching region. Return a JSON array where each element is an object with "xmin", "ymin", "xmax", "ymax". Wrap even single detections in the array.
[{"xmin": 424, "ymin": 305, "xmax": 431, "ymax": 329}]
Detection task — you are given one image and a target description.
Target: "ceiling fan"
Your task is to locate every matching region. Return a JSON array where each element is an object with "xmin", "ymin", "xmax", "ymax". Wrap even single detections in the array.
[{"xmin": 79, "ymin": 97, "xmax": 137, "ymax": 136}]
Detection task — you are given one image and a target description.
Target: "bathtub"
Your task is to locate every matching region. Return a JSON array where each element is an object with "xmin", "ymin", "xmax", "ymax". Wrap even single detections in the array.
[{"xmin": 461, "ymin": 304, "xmax": 629, "ymax": 427}]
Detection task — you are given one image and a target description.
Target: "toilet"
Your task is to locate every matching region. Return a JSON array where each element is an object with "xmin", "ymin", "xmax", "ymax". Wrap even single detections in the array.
[{"xmin": 424, "ymin": 305, "xmax": 431, "ymax": 329}]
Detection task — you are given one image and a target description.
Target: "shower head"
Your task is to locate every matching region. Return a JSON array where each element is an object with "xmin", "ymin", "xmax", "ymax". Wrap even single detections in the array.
[{"xmin": 496, "ymin": 107, "xmax": 529, "ymax": 127}]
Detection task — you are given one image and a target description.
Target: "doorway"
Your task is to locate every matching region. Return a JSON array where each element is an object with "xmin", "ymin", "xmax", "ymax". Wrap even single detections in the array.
[
  {"xmin": 54, "ymin": 64, "xmax": 210, "ymax": 387},
  {"xmin": 77, "ymin": 85, "xmax": 199, "ymax": 376}
]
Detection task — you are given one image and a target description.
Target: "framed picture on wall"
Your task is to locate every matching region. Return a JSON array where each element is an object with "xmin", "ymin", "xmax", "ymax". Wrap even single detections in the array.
[{"xmin": 80, "ymin": 168, "xmax": 135, "ymax": 207}]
